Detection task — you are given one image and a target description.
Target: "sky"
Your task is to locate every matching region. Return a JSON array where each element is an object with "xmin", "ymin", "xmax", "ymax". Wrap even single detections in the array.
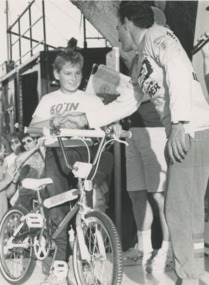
[{"xmin": 0, "ymin": 0, "xmax": 105, "ymax": 66}]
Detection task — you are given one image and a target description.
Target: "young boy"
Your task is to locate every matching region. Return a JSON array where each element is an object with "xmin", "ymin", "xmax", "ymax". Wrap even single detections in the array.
[
  {"xmin": 0, "ymin": 138, "xmax": 20, "ymax": 220},
  {"xmin": 29, "ymin": 47, "xmax": 110, "ymax": 285},
  {"xmin": 0, "ymin": 139, "xmax": 10, "ymax": 220}
]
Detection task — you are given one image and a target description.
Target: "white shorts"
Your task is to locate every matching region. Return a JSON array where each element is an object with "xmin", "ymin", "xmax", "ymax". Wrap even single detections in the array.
[{"xmin": 126, "ymin": 127, "xmax": 167, "ymax": 193}]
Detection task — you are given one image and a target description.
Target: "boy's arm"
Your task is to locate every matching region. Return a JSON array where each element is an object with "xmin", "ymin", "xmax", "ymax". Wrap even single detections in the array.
[
  {"xmin": 57, "ymin": 87, "xmax": 144, "ymax": 129},
  {"xmin": 0, "ymin": 173, "xmax": 13, "ymax": 191},
  {"xmin": 0, "ymin": 164, "xmax": 16, "ymax": 192},
  {"xmin": 29, "ymin": 116, "xmax": 51, "ymax": 129},
  {"xmin": 15, "ymin": 140, "xmax": 44, "ymax": 169}
]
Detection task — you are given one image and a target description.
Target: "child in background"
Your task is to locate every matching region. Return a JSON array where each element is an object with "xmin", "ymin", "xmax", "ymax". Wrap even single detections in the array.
[
  {"xmin": 16, "ymin": 133, "xmax": 45, "ymax": 211},
  {"xmin": 0, "ymin": 138, "xmax": 20, "ymax": 220}
]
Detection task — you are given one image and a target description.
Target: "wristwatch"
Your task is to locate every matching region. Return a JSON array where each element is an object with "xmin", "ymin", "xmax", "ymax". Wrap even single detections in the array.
[{"xmin": 171, "ymin": 121, "xmax": 184, "ymax": 125}]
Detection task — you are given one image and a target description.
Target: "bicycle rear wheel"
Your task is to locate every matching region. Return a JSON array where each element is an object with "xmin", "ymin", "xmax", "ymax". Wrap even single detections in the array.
[
  {"xmin": 73, "ymin": 210, "xmax": 123, "ymax": 285},
  {"xmin": 0, "ymin": 206, "xmax": 36, "ymax": 285}
]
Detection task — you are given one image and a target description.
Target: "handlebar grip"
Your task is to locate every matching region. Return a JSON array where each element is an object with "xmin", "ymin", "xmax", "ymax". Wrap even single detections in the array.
[
  {"xmin": 120, "ymin": 130, "xmax": 132, "ymax": 139},
  {"xmin": 24, "ymin": 127, "xmax": 43, "ymax": 135},
  {"xmin": 24, "ymin": 126, "xmax": 51, "ymax": 136}
]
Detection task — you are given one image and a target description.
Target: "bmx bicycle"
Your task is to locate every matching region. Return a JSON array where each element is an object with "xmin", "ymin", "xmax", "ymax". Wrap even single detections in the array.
[{"xmin": 0, "ymin": 126, "xmax": 131, "ymax": 285}]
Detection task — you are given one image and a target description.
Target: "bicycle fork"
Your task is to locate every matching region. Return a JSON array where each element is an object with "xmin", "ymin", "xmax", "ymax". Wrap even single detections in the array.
[{"xmin": 75, "ymin": 211, "xmax": 91, "ymax": 262}]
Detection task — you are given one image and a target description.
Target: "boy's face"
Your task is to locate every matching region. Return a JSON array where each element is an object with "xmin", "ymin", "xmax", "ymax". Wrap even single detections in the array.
[
  {"xmin": 22, "ymin": 136, "xmax": 36, "ymax": 151},
  {"xmin": 54, "ymin": 62, "xmax": 82, "ymax": 94},
  {"xmin": 10, "ymin": 138, "xmax": 21, "ymax": 154}
]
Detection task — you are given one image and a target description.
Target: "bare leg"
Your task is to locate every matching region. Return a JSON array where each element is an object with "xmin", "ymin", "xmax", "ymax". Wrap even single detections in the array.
[
  {"xmin": 129, "ymin": 190, "xmax": 153, "ymax": 255},
  {"xmin": 152, "ymin": 192, "xmax": 170, "ymax": 242}
]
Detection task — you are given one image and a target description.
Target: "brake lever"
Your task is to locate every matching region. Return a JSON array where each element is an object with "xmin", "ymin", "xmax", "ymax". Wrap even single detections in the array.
[{"xmin": 112, "ymin": 135, "xmax": 129, "ymax": 146}]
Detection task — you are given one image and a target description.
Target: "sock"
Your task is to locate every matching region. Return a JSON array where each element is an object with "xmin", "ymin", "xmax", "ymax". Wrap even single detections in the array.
[
  {"xmin": 161, "ymin": 240, "xmax": 172, "ymax": 254},
  {"xmin": 137, "ymin": 229, "xmax": 153, "ymax": 254}
]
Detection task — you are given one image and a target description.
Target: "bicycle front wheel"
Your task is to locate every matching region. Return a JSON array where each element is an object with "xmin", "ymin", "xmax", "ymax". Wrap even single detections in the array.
[
  {"xmin": 0, "ymin": 206, "xmax": 36, "ymax": 285},
  {"xmin": 73, "ymin": 210, "xmax": 123, "ymax": 285}
]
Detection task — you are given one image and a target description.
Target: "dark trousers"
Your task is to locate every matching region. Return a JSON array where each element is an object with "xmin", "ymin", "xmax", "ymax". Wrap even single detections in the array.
[{"xmin": 45, "ymin": 147, "xmax": 89, "ymax": 261}]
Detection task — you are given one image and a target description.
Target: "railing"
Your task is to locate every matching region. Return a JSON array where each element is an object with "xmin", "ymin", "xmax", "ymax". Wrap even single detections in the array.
[{"xmin": 6, "ymin": 0, "xmax": 55, "ymax": 67}]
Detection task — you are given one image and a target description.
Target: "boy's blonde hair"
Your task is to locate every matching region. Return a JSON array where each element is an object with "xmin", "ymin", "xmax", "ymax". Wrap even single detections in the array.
[{"xmin": 53, "ymin": 49, "xmax": 84, "ymax": 73}]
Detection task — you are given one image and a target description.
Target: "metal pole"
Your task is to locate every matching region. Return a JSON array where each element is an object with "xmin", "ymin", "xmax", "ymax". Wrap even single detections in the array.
[
  {"xmin": 18, "ymin": 19, "xmax": 21, "ymax": 64},
  {"xmin": 42, "ymin": 0, "xmax": 47, "ymax": 50},
  {"xmin": 16, "ymin": 70, "xmax": 23, "ymax": 131},
  {"xmin": 83, "ymin": 16, "xmax": 87, "ymax": 48},
  {"xmin": 42, "ymin": 0, "xmax": 49, "ymax": 94},
  {"xmin": 106, "ymin": 47, "xmax": 122, "ymax": 238},
  {"xmin": 5, "ymin": 0, "xmax": 10, "ymax": 62},
  {"xmin": 28, "ymin": 5, "xmax": 33, "ymax": 56},
  {"xmin": 113, "ymin": 47, "xmax": 122, "ymax": 238},
  {"xmin": 114, "ymin": 142, "xmax": 122, "ymax": 237}
]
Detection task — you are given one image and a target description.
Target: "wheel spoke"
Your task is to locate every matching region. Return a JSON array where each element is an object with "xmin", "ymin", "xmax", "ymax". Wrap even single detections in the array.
[
  {"xmin": 73, "ymin": 211, "xmax": 123, "ymax": 285},
  {"xmin": 0, "ymin": 207, "xmax": 36, "ymax": 283}
]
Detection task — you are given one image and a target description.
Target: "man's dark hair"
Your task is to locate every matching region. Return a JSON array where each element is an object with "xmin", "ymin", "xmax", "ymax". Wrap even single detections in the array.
[{"xmin": 118, "ymin": 1, "xmax": 154, "ymax": 28}]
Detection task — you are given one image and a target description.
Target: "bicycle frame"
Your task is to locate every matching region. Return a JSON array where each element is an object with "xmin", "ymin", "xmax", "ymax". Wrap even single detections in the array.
[
  {"xmin": 7, "ymin": 126, "xmax": 130, "ymax": 264},
  {"xmin": 50, "ymin": 130, "xmax": 109, "ymax": 262}
]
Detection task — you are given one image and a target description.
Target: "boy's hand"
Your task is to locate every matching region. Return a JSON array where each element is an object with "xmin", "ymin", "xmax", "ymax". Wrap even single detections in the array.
[{"xmin": 51, "ymin": 113, "xmax": 88, "ymax": 129}]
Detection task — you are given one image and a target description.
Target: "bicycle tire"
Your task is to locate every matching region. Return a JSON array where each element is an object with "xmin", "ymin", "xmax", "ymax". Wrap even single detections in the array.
[
  {"xmin": 73, "ymin": 210, "xmax": 123, "ymax": 285},
  {"xmin": 0, "ymin": 206, "xmax": 36, "ymax": 285}
]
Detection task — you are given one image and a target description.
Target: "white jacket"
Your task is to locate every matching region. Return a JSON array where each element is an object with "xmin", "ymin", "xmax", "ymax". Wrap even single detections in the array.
[{"xmin": 86, "ymin": 25, "xmax": 209, "ymax": 137}]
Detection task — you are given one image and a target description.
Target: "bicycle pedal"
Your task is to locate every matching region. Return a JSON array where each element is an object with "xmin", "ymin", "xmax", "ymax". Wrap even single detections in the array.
[{"xmin": 26, "ymin": 213, "xmax": 44, "ymax": 228}]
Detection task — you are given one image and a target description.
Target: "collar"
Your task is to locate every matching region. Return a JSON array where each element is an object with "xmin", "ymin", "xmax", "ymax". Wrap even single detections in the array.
[{"xmin": 138, "ymin": 29, "xmax": 147, "ymax": 45}]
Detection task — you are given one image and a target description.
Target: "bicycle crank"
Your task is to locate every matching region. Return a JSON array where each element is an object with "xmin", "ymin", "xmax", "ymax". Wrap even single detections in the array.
[{"xmin": 34, "ymin": 232, "xmax": 51, "ymax": 260}]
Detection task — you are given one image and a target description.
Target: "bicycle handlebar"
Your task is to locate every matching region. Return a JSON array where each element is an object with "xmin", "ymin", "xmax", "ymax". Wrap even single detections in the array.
[
  {"xmin": 119, "ymin": 130, "xmax": 132, "ymax": 139},
  {"xmin": 25, "ymin": 126, "xmax": 132, "ymax": 139}
]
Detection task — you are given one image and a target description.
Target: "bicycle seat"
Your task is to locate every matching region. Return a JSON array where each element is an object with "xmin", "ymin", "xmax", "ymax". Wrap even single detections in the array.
[{"xmin": 22, "ymin": 178, "xmax": 53, "ymax": 190}]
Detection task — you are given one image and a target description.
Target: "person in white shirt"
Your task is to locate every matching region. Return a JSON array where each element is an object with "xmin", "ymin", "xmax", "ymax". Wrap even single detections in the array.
[
  {"xmin": 59, "ymin": 2, "xmax": 209, "ymax": 285},
  {"xmin": 122, "ymin": 7, "xmax": 172, "ymax": 274},
  {"xmin": 0, "ymin": 138, "xmax": 22, "ymax": 220},
  {"xmin": 29, "ymin": 45, "xmax": 110, "ymax": 285}
]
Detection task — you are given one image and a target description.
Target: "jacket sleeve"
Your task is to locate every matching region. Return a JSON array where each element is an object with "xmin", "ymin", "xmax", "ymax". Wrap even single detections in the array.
[
  {"xmin": 86, "ymin": 84, "xmax": 144, "ymax": 128},
  {"xmin": 146, "ymin": 28, "xmax": 192, "ymax": 123}
]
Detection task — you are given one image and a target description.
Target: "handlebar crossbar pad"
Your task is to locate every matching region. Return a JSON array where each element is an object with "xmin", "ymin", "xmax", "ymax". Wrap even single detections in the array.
[{"xmin": 25, "ymin": 127, "xmax": 106, "ymax": 138}]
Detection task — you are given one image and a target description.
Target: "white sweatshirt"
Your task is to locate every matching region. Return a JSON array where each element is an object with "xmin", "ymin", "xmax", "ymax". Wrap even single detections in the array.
[
  {"xmin": 32, "ymin": 89, "xmax": 104, "ymax": 121},
  {"xmin": 86, "ymin": 25, "xmax": 209, "ymax": 137}
]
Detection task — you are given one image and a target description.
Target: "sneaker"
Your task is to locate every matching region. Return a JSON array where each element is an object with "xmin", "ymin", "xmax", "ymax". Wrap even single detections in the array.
[
  {"xmin": 146, "ymin": 249, "xmax": 174, "ymax": 273},
  {"xmin": 138, "ymin": 250, "xmax": 157, "ymax": 266},
  {"xmin": 41, "ymin": 273, "xmax": 68, "ymax": 285},
  {"xmin": 41, "ymin": 261, "xmax": 68, "ymax": 285},
  {"xmin": 123, "ymin": 247, "xmax": 143, "ymax": 262}
]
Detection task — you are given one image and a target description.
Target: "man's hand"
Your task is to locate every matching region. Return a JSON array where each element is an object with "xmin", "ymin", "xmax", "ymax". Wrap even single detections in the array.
[
  {"xmin": 167, "ymin": 123, "xmax": 188, "ymax": 164},
  {"xmin": 51, "ymin": 113, "xmax": 88, "ymax": 129},
  {"xmin": 198, "ymin": 31, "xmax": 209, "ymax": 58},
  {"xmin": 105, "ymin": 124, "xmax": 123, "ymax": 138}
]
